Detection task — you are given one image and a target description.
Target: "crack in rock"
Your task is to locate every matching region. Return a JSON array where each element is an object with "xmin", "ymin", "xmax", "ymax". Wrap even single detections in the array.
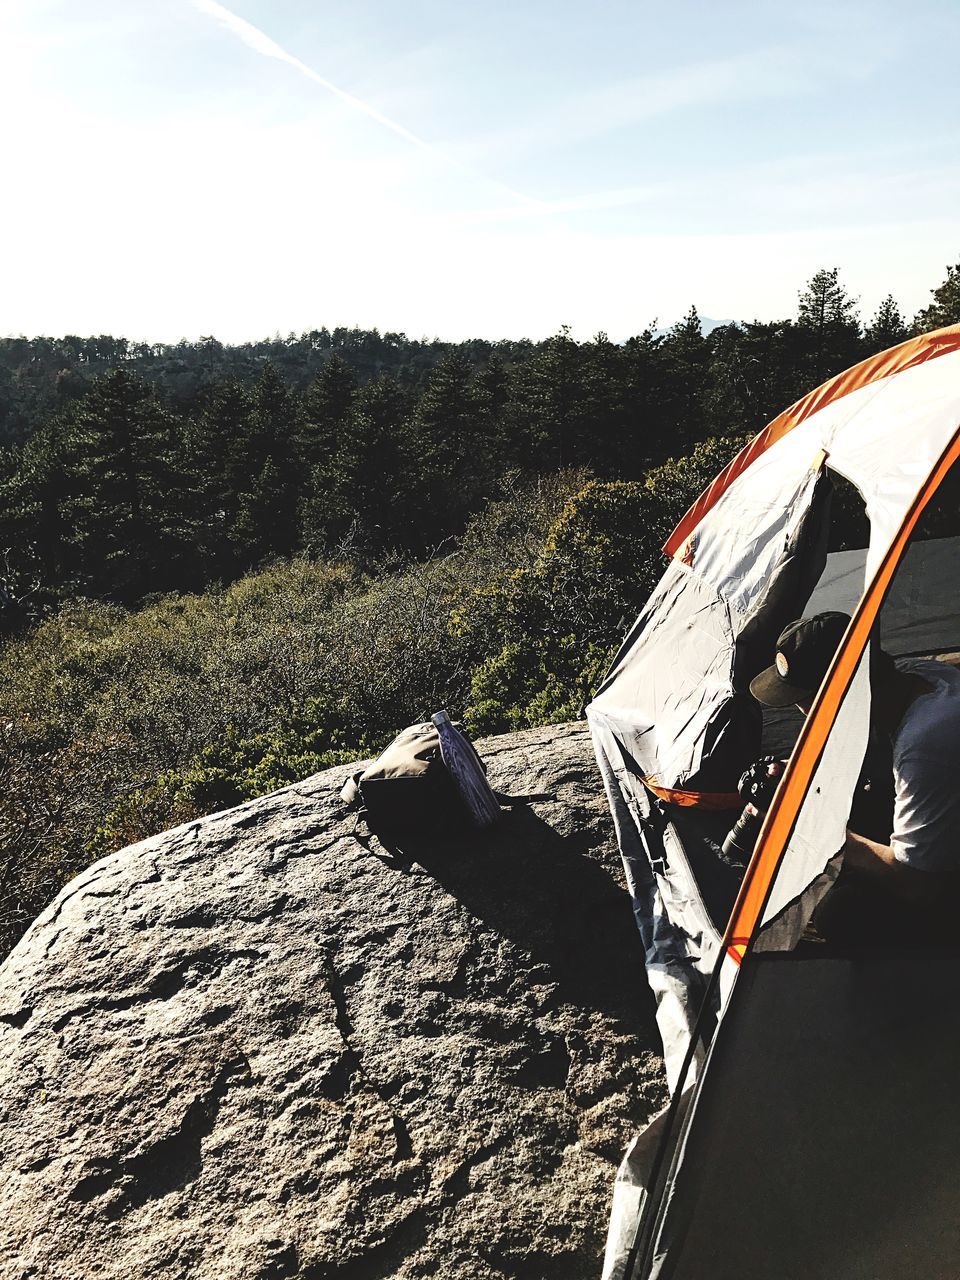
[
  {"xmin": 323, "ymin": 949, "xmax": 419, "ymax": 1163},
  {"xmin": 51, "ymin": 947, "xmax": 266, "ymax": 1031},
  {"xmin": 0, "ymin": 1005, "xmax": 32, "ymax": 1029},
  {"xmin": 68, "ymin": 1053, "xmax": 252, "ymax": 1211}
]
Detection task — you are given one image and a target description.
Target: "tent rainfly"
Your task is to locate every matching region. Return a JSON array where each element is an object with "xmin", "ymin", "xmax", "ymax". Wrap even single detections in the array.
[{"xmin": 586, "ymin": 324, "xmax": 960, "ymax": 1280}]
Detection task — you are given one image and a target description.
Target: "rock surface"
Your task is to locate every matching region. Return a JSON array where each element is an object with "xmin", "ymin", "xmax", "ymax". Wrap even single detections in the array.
[{"xmin": 0, "ymin": 723, "xmax": 665, "ymax": 1280}]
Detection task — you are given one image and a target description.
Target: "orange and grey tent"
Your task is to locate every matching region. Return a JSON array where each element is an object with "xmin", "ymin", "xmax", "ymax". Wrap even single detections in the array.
[{"xmin": 586, "ymin": 324, "xmax": 960, "ymax": 1280}]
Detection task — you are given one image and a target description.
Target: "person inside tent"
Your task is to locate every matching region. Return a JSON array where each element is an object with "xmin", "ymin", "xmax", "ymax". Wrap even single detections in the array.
[{"xmin": 748, "ymin": 611, "xmax": 960, "ymax": 942}]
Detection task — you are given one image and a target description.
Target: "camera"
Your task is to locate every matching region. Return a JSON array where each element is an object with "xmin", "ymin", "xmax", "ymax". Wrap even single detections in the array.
[{"xmin": 720, "ymin": 755, "xmax": 786, "ymax": 870}]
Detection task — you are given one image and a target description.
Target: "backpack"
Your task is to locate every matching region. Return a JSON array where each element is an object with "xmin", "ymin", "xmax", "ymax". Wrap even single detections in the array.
[{"xmin": 339, "ymin": 721, "xmax": 471, "ymax": 834}]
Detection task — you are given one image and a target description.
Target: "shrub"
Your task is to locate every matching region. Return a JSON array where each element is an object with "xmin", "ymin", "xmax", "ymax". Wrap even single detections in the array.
[
  {"xmin": 459, "ymin": 436, "xmax": 748, "ymax": 733},
  {"xmin": 0, "ymin": 475, "xmax": 584, "ymax": 953},
  {"xmin": 0, "ymin": 719, "xmax": 121, "ymax": 955},
  {"xmin": 92, "ymin": 722, "xmax": 361, "ymax": 855}
]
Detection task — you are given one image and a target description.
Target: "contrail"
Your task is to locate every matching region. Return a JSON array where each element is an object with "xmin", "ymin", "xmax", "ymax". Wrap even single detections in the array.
[
  {"xmin": 188, "ymin": 0, "xmax": 541, "ymax": 206},
  {"xmin": 190, "ymin": 0, "xmax": 435, "ymax": 152}
]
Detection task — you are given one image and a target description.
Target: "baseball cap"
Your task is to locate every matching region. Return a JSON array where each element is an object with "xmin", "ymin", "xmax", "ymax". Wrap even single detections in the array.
[{"xmin": 749, "ymin": 612, "xmax": 851, "ymax": 708}]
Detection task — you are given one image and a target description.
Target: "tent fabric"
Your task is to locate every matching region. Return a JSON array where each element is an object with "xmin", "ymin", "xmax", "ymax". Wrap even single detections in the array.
[
  {"xmin": 600, "ymin": 1089, "xmax": 694, "ymax": 1280},
  {"xmin": 644, "ymin": 951, "xmax": 960, "ymax": 1280},
  {"xmin": 591, "ymin": 716, "xmax": 721, "ymax": 1092},
  {"xmin": 590, "ymin": 325, "xmax": 960, "ymax": 1280}
]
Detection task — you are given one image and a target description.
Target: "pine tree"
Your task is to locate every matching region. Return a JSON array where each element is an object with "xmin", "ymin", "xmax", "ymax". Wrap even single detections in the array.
[
  {"xmin": 301, "ymin": 374, "xmax": 413, "ymax": 556},
  {"xmin": 659, "ymin": 306, "xmax": 711, "ymax": 451},
  {"xmin": 504, "ymin": 327, "xmax": 590, "ymax": 473},
  {"xmin": 703, "ymin": 322, "xmax": 750, "ymax": 438},
  {"xmin": 796, "ymin": 268, "xmax": 862, "ymax": 383},
  {"xmin": 350, "ymin": 375, "xmax": 414, "ymax": 521},
  {"xmin": 55, "ymin": 371, "xmax": 191, "ymax": 600},
  {"xmin": 538, "ymin": 327, "xmax": 582, "ymax": 469},
  {"xmin": 409, "ymin": 353, "xmax": 491, "ymax": 544},
  {"xmin": 578, "ymin": 332, "xmax": 632, "ymax": 475},
  {"xmin": 233, "ymin": 365, "xmax": 303, "ymax": 562},
  {"xmin": 463, "ymin": 354, "xmax": 520, "ymax": 487},
  {"xmin": 0, "ymin": 429, "xmax": 73, "ymax": 623},
  {"xmin": 302, "ymin": 356, "xmax": 358, "ymax": 505},
  {"xmin": 620, "ymin": 326, "xmax": 667, "ymax": 470},
  {"xmin": 184, "ymin": 380, "xmax": 254, "ymax": 575},
  {"xmin": 306, "ymin": 356, "xmax": 357, "ymax": 433},
  {"xmin": 472, "ymin": 355, "xmax": 510, "ymax": 447},
  {"xmin": 797, "ymin": 268, "xmax": 858, "ymax": 330},
  {"xmin": 864, "ymin": 295, "xmax": 909, "ymax": 353},
  {"xmin": 914, "ymin": 260, "xmax": 960, "ymax": 333}
]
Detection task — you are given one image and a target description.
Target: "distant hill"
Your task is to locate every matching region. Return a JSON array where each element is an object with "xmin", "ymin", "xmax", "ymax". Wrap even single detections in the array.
[{"xmin": 653, "ymin": 316, "xmax": 735, "ymax": 339}]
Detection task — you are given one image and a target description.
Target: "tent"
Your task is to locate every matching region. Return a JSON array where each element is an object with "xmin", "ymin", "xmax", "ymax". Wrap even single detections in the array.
[{"xmin": 586, "ymin": 324, "xmax": 960, "ymax": 1280}]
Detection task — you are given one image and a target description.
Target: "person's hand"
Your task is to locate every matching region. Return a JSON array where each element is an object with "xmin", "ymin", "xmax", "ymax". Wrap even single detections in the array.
[{"xmin": 738, "ymin": 756, "xmax": 786, "ymax": 815}]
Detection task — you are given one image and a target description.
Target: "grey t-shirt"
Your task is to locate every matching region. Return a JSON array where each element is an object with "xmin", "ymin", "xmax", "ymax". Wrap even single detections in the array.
[{"xmin": 890, "ymin": 660, "xmax": 960, "ymax": 872}]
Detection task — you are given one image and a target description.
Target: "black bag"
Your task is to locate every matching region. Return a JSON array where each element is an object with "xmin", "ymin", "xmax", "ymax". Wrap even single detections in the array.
[{"xmin": 339, "ymin": 721, "xmax": 470, "ymax": 834}]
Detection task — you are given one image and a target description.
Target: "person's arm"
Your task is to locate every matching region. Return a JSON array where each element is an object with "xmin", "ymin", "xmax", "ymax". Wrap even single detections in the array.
[
  {"xmin": 843, "ymin": 739, "xmax": 960, "ymax": 904},
  {"xmin": 843, "ymin": 828, "xmax": 957, "ymax": 905}
]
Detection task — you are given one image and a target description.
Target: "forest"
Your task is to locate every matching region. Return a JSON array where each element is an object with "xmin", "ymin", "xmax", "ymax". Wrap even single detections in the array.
[{"xmin": 0, "ymin": 260, "xmax": 958, "ymax": 954}]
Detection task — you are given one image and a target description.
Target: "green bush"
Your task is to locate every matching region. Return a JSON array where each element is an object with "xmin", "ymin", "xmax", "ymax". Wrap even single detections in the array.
[
  {"xmin": 466, "ymin": 636, "xmax": 613, "ymax": 734},
  {"xmin": 92, "ymin": 722, "xmax": 361, "ymax": 856},
  {"xmin": 458, "ymin": 437, "xmax": 748, "ymax": 733}
]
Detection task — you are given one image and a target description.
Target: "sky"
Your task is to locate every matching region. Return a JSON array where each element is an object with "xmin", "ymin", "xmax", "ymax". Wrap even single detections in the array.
[{"xmin": 1, "ymin": 0, "xmax": 958, "ymax": 343}]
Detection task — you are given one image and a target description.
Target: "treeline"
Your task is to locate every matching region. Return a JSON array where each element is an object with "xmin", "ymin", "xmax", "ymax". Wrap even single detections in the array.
[
  {"xmin": 0, "ymin": 326, "xmax": 538, "ymax": 446},
  {"xmin": 3, "ymin": 260, "xmax": 957, "ymax": 451},
  {"xmin": 3, "ymin": 262, "xmax": 958, "ymax": 630}
]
